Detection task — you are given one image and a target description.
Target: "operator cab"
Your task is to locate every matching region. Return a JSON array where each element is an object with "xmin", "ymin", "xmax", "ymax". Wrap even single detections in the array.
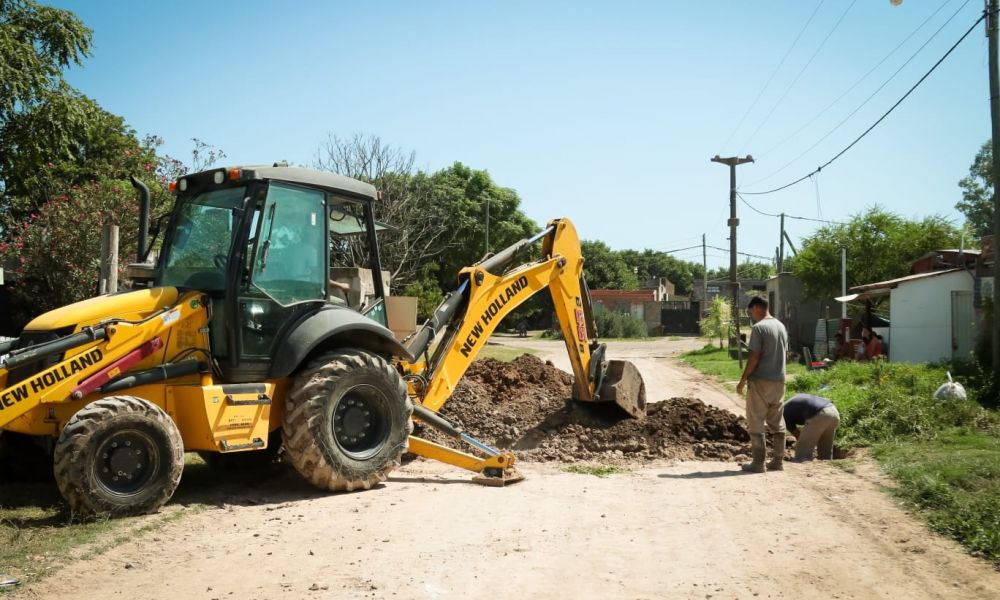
[{"xmin": 155, "ymin": 165, "xmax": 389, "ymax": 382}]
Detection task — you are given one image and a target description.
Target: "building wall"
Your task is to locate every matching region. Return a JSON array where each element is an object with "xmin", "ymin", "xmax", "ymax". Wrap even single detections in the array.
[{"xmin": 889, "ymin": 270, "xmax": 974, "ymax": 363}]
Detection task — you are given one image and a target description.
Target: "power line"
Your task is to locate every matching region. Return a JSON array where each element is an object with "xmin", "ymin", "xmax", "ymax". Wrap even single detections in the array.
[
  {"xmin": 706, "ymin": 244, "xmax": 773, "ymax": 262},
  {"xmin": 740, "ymin": 0, "xmax": 857, "ymax": 153},
  {"xmin": 720, "ymin": 0, "xmax": 826, "ymax": 151},
  {"xmin": 745, "ymin": 0, "xmax": 971, "ymax": 189},
  {"xmin": 753, "ymin": 0, "xmax": 959, "ymax": 165},
  {"xmin": 740, "ymin": 9, "xmax": 986, "ymax": 196},
  {"xmin": 736, "ymin": 192, "xmax": 844, "ymax": 224},
  {"xmin": 660, "ymin": 244, "xmax": 703, "ymax": 254}
]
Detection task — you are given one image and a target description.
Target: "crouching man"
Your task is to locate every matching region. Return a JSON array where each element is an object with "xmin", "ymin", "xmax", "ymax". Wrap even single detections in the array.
[{"xmin": 784, "ymin": 393, "xmax": 841, "ymax": 461}]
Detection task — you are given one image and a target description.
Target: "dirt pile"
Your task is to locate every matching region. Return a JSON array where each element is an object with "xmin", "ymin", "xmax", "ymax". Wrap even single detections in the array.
[{"xmin": 417, "ymin": 354, "xmax": 751, "ymax": 463}]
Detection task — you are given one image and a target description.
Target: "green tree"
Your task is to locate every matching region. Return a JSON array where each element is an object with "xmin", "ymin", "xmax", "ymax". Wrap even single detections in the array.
[
  {"xmin": 429, "ymin": 162, "xmax": 537, "ymax": 291},
  {"xmin": 699, "ymin": 295, "xmax": 732, "ymax": 348},
  {"xmin": 0, "ymin": 0, "xmax": 91, "ymax": 123},
  {"xmin": 580, "ymin": 240, "xmax": 639, "ymax": 290},
  {"xmin": 955, "ymin": 141, "xmax": 992, "ymax": 237},
  {"xmin": 619, "ymin": 248, "xmax": 702, "ymax": 294},
  {"xmin": 0, "ymin": 137, "xmax": 173, "ymax": 327},
  {"xmin": 0, "ymin": 89, "xmax": 152, "ymax": 217},
  {"xmin": 789, "ymin": 206, "xmax": 962, "ymax": 301},
  {"xmin": 0, "ymin": 0, "xmax": 92, "ymax": 214},
  {"xmin": 707, "ymin": 260, "xmax": 774, "ymax": 281}
]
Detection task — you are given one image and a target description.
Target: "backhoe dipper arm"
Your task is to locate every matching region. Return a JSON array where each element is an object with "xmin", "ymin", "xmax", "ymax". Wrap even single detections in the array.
[{"xmin": 416, "ymin": 218, "xmax": 599, "ymax": 413}]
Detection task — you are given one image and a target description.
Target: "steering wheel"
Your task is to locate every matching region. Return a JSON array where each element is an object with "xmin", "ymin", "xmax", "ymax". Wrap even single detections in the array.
[{"xmin": 213, "ymin": 254, "xmax": 227, "ymax": 270}]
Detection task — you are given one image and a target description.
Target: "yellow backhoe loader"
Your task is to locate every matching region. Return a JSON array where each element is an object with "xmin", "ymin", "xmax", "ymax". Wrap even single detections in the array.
[{"xmin": 0, "ymin": 165, "xmax": 644, "ymax": 516}]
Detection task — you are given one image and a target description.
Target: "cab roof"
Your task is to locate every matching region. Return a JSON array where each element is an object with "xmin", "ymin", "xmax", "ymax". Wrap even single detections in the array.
[{"xmin": 186, "ymin": 165, "xmax": 378, "ymax": 201}]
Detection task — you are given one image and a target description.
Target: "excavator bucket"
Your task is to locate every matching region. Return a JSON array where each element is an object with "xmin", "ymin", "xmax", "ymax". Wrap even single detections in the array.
[{"xmin": 598, "ymin": 360, "xmax": 647, "ymax": 419}]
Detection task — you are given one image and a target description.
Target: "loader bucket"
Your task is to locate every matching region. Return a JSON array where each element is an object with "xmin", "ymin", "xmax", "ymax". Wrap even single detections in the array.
[{"xmin": 598, "ymin": 359, "xmax": 646, "ymax": 419}]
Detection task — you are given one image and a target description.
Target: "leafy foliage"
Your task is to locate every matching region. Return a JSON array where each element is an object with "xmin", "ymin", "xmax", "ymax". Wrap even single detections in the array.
[
  {"xmin": 955, "ymin": 141, "xmax": 993, "ymax": 237},
  {"xmin": 581, "ymin": 240, "xmax": 639, "ymax": 290},
  {"xmin": 593, "ymin": 307, "xmax": 647, "ymax": 338},
  {"xmin": 699, "ymin": 295, "xmax": 732, "ymax": 348},
  {"xmin": 0, "ymin": 140, "xmax": 172, "ymax": 326},
  {"xmin": 0, "ymin": 0, "xmax": 91, "ymax": 123},
  {"xmin": 0, "ymin": 90, "xmax": 154, "ymax": 218},
  {"xmin": 707, "ymin": 260, "xmax": 774, "ymax": 281},
  {"xmin": 428, "ymin": 161, "xmax": 537, "ymax": 291},
  {"xmin": 789, "ymin": 207, "xmax": 962, "ymax": 300},
  {"xmin": 315, "ymin": 135, "xmax": 536, "ymax": 295}
]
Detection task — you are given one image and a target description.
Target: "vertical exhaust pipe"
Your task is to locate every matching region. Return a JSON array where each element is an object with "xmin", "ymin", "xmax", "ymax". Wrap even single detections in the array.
[{"xmin": 130, "ymin": 176, "xmax": 150, "ymax": 262}]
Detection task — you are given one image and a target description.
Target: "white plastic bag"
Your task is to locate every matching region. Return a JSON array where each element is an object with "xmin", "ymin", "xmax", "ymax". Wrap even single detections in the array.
[{"xmin": 933, "ymin": 372, "xmax": 967, "ymax": 401}]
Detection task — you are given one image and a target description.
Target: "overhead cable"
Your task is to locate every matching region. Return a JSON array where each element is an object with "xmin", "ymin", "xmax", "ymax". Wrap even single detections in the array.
[{"xmin": 740, "ymin": 9, "xmax": 986, "ymax": 196}]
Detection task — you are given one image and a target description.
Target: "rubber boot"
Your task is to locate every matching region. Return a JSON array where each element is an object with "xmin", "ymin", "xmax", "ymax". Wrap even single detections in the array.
[
  {"xmin": 767, "ymin": 432, "xmax": 785, "ymax": 471},
  {"xmin": 741, "ymin": 434, "xmax": 766, "ymax": 473}
]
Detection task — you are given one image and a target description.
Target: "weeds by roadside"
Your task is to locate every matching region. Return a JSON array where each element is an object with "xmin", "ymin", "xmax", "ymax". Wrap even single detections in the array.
[
  {"xmin": 682, "ymin": 346, "xmax": 1000, "ymax": 567},
  {"xmin": 563, "ymin": 464, "xmax": 629, "ymax": 478}
]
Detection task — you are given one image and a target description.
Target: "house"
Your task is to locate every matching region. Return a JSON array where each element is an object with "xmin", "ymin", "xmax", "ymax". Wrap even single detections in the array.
[
  {"xmin": 765, "ymin": 273, "xmax": 831, "ymax": 354},
  {"xmin": 639, "ymin": 277, "xmax": 676, "ymax": 301},
  {"xmin": 690, "ymin": 277, "xmax": 768, "ymax": 311},
  {"xmin": 845, "ymin": 267, "xmax": 976, "ymax": 363}
]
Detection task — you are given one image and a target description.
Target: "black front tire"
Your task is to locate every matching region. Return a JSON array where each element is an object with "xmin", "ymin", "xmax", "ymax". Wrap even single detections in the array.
[
  {"xmin": 53, "ymin": 396, "xmax": 184, "ymax": 517},
  {"xmin": 283, "ymin": 349, "xmax": 412, "ymax": 492}
]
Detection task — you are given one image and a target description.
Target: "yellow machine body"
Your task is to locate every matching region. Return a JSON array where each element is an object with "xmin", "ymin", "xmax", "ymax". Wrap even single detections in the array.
[{"xmin": 0, "ymin": 289, "xmax": 281, "ymax": 454}]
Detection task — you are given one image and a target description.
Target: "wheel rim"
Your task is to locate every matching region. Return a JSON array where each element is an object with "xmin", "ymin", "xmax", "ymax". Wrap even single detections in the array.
[
  {"xmin": 94, "ymin": 429, "xmax": 160, "ymax": 496},
  {"xmin": 331, "ymin": 384, "xmax": 391, "ymax": 460}
]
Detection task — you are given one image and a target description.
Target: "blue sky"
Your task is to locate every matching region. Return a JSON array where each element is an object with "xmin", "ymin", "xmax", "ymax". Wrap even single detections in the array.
[{"xmin": 51, "ymin": 0, "xmax": 991, "ymax": 270}]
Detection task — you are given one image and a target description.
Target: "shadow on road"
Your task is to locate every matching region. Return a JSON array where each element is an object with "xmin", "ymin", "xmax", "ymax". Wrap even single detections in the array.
[{"xmin": 658, "ymin": 469, "xmax": 748, "ymax": 479}]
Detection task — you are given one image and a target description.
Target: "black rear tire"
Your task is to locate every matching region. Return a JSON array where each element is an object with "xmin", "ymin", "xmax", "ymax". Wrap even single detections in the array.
[
  {"xmin": 54, "ymin": 396, "xmax": 184, "ymax": 517},
  {"xmin": 283, "ymin": 349, "xmax": 412, "ymax": 492}
]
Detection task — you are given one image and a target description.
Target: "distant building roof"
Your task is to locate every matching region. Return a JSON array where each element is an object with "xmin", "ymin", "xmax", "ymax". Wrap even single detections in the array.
[
  {"xmin": 849, "ymin": 268, "xmax": 966, "ymax": 295},
  {"xmin": 590, "ymin": 289, "xmax": 657, "ymax": 304}
]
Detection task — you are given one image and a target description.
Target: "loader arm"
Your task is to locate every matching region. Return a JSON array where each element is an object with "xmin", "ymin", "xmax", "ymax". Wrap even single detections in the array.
[
  {"xmin": 0, "ymin": 293, "xmax": 205, "ymax": 430},
  {"xmin": 402, "ymin": 218, "xmax": 646, "ymax": 484}
]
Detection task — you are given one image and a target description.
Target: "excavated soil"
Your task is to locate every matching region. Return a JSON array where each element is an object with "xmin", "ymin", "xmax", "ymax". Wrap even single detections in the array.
[{"xmin": 416, "ymin": 354, "xmax": 751, "ymax": 463}]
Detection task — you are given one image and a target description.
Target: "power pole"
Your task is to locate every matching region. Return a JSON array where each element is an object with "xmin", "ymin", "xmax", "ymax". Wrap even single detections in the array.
[
  {"xmin": 989, "ymin": 0, "xmax": 1000, "ymax": 376},
  {"xmin": 485, "ymin": 198, "xmax": 490, "ymax": 255},
  {"xmin": 711, "ymin": 154, "xmax": 754, "ymax": 368},
  {"xmin": 702, "ymin": 233, "xmax": 708, "ymax": 313},
  {"xmin": 777, "ymin": 212, "xmax": 786, "ymax": 273}
]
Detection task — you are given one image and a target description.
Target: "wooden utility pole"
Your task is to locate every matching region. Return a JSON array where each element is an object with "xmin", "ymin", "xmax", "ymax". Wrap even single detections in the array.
[
  {"xmin": 702, "ymin": 233, "xmax": 708, "ymax": 313},
  {"xmin": 777, "ymin": 212, "xmax": 786, "ymax": 272},
  {"xmin": 711, "ymin": 154, "xmax": 754, "ymax": 367},
  {"xmin": 99, "ymin": 217, "xmax": 119, "ymax": 295},
  {"xmin": 989, "ymin": 0, "xmax": 1000, "ymax": 375}
]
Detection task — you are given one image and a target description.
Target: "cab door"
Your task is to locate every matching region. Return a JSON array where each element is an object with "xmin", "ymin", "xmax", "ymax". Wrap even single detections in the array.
[{"xmin": 233, "ymin": 182, "xmax": 328, "ymax": 379}]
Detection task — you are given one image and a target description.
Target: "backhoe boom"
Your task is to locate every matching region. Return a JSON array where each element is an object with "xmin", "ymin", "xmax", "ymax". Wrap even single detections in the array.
[{"xmin": 403, "ymin": 218, "xmax": 646, "ymax": 483}]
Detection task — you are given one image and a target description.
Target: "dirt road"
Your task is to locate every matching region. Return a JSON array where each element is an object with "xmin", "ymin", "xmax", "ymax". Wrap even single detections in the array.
[{"xmin": 13, "ymin": 338, "xmax": 1000, "ymax": 599}]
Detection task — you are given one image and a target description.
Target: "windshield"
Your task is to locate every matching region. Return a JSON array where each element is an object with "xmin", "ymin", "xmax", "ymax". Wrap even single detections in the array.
[
  {"xmin": 159, "ymin": 186, "xmax": 247, "ymax": 290},
  {"xmin": 250, "ymin": 182, "xmax": 327, "ymax": 305}
]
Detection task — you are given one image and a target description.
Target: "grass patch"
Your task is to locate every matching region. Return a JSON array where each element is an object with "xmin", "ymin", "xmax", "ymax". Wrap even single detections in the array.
[
  {"xmin": 563, "ymin": 464, "xmax": 628, "ymax": 478},
  {"xmin": 873, "ymin": 431, "xmax": 1000, "ymax": 564},
  {"xmin": 477, "ymin": 343, "xmax": 536, "ymax": 362},
  {"xmin": 682, "ymin": 347, "xmax": 1000, "ymax": 566},
  {"xmin": 830, "ymin": 459, "xmax": 859, "ymax": 474},
  {"xmin": 0, "ymin": 481, "xmax": 187, "ymax": 589},
  {"xmin": 680, "ymin": 343, "xmax": 805, "ymax": 389},
  {"xmin": 787, "ymin": 360, "xmax": 1000, "ymax": 567}
]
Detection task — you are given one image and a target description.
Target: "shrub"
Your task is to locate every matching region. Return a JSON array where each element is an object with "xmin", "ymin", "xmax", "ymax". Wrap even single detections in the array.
[{"xmin": 593, "ymin": 309, "xmax": 648, "ymax": 339}]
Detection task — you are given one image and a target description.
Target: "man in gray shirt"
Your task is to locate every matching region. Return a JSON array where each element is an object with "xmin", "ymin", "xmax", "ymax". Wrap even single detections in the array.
[{"xmin": 736, "ymin": 296, "xmax": 788, "ymax": 473}]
